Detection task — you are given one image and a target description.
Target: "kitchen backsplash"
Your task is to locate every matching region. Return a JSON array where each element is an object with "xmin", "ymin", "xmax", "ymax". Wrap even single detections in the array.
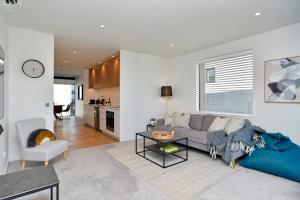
[{"xmin": 84, "ymin": 86, "xmax": 120, "ymax": 107}]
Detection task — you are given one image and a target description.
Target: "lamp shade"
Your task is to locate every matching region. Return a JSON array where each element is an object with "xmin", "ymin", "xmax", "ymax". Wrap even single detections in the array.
[{"xmin": 161, "ymin": 86, "xmax": 172, "ymax": 97}]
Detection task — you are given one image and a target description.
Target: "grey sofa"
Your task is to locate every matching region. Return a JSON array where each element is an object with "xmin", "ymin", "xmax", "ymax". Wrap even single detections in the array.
[{"xmin": 154, "ymin": 114, "xmax": 248, "ymax": 167}]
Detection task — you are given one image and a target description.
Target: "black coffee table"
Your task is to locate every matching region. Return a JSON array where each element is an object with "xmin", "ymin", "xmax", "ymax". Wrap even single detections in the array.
[
  {"xmin": 0, "ymin": 165, "xmax": 59, "ymax": 200},
  {"xmin": 136, "ymin": 131, "xmax": 188, "ymax": 168}
]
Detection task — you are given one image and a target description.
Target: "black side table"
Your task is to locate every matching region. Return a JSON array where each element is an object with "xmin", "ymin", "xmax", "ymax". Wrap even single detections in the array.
[{"xmin": 146, "ymin": 124, "xmax": 155, "ymax": 131}]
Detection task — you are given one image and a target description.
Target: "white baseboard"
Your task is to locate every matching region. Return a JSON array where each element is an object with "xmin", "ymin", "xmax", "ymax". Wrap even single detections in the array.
[{"xmin": 1, "ymin": 159, "xmax": 8, "ymax": 175}]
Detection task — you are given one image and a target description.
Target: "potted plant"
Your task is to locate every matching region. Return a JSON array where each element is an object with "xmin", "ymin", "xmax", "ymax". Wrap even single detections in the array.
[{"xmin": 149, "ymin": 118, "xmax": 156, "ymax": 125}]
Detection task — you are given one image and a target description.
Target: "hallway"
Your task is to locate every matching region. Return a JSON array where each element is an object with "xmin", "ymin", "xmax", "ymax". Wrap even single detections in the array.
[{"xmin": 54, "ymin": 117, "xmax": 117, "ymax": 151}]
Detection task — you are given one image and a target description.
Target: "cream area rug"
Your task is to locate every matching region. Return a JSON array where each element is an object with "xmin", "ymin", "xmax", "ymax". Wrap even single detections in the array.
[
  {"xmin": 103, "ymin": 140, "xmax": 300, "ymax": 200},
  {"xmin": 103, "ymin": 140, "xmax": 239, "ymax": 200}
]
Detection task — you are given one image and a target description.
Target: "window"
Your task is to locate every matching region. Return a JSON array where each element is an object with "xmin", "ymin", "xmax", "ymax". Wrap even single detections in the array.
[
  {"xmin": 206, "ymin": 68, "xmax": 215, "ymax": 83},
  {"xmin": 196, "ymin": 53, "xmax": 253, "ymax": 115}
]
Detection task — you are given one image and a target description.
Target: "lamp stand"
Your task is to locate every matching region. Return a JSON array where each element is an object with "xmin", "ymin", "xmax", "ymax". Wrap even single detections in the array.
[{"xmin": 164, "ymin": 97, "xmax": 169, "ymax": 116}]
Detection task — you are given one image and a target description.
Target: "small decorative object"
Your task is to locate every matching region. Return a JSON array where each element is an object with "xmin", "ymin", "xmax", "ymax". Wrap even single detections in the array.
[
  {"xmin": 160, "ymin": 145, "xmax": 179, "ymax": 153},
  {"xmin": 152, "ymin": 130, "xmax": 175, "ymax": 140},
  {"xmin": 149, "ymin": 118, "xmax": 156, "ymax": 125},
  {"xmin": 265, "ymin": 56, "xmax": 300, "ymax": 103},
  {"xmin": 22, "ymin": 59, "xmax": 45, "ymax": 78}
]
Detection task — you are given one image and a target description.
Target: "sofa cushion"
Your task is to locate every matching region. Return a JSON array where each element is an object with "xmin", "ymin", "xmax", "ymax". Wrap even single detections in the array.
[
  {"xmin": 225, "ymin": 118, "xmax": 245, "ymax": 134},
  {"xmin": 164, "ymin": 111, "xmax": 176, "ymax": 126},
  {"xmin": 189, "ymin": 114, "xmax": 205, "ymax": 131},
  {"xmin": 208, "ymin": 117, "xmax": 230, "ymax": 132},
  {"xmin": 172, "ymin": 112, "xmax": 191, "ymax": 128},
  {"xmin": 185, "ymin": 130, "xmax": 208, "ymax": 144},
  {"xmin": 171, "ymin": 127, "xmax": 190, "ymax": 138},
  {"xmin": 201, "ymin": 115, "xmax": 217, "ymax": 131}
]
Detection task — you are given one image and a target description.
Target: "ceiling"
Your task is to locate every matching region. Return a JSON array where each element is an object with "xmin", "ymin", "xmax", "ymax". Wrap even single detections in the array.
[{"xmin": 1, "ymin": 0, "xmax": 300, "ymax": 76}]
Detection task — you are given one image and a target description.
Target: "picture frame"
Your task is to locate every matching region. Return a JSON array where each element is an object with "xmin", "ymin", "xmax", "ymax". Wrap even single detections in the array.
[{"xmin": 264, "ymin": 56, "xmax": 300, "ymax": 103}]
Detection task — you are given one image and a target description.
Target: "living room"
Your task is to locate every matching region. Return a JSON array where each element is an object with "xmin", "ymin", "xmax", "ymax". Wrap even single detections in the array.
[{"xmin": 0, "ymin": 0, "xmax": 300, "ymax": 200}]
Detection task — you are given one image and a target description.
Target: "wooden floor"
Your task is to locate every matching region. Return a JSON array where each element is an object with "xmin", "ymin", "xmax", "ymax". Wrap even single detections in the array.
[{"xmin": 54, "ymin": 117, "xmax": 117, "ymax": 151}]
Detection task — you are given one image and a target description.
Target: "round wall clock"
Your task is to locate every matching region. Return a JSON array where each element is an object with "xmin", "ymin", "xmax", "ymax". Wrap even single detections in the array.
[{"xmin": 22, "ymin": 59, "xmax": 45, "ymax": 78}]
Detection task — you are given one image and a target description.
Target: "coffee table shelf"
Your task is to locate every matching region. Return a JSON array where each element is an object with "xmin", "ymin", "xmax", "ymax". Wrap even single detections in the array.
[
  {"xmin": 136, "ymin": 131, "xmax": 188, "ymax": 168},
  {"xmin": 145, "ymin": 143, "xmax": 186, "ymax": 155}
]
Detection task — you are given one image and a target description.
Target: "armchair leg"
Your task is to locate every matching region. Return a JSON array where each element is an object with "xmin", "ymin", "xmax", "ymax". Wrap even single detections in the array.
[
  {"xmin": 64, "ymin": 151, "xmax": 67, "ymax": 161},
  {"xmin": 230, "ymin": 159, "xmax": 236, "ymax": 169},
  {"xmin": 21, "ymin": 160, "xmax": 26, "ymax": 171},
  {"xmin": 44, "ymin": 161, "xmax": 48, "ymax": 166}
]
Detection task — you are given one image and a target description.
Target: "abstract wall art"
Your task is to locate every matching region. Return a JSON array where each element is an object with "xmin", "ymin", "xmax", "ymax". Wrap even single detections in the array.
[
  {"xmin": 0, "ymin": 46, "xmax": 4, "ymax": 119},
  {"xmin": 265, "ymin": 56, "xmax": 300, "ymax": 103}
]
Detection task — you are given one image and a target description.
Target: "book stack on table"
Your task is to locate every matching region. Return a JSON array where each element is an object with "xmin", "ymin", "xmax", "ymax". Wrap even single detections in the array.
[{"xmin": 160, "ymin": 145, "xmax": 179, "ymax": 153}]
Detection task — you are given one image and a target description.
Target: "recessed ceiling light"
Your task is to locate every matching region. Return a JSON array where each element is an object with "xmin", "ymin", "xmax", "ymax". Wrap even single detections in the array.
[
  {"xmin": 112, "ymin": 55, "xmax": 115, "ymax": 58},
  {"xmin": 170, "ymin": 44, "xmax": 175, "ymax": 47},
  {"xmin": 98, "ymin": 61, "xmax": 102, "ymax": 64},
  {"xmin": 254, "ymin": 12, "xmax": 261, "ymax": 16},
  {"xmin": 73, "ymin": 51, "xmax": 77, "ymax": 54},
  {"xmin": 100, "ymin": 24, "xmax": 105, "ymax": 28},
  {"xmin": 64, "ymin": 60, "xmax": 68, "ymax": 63}
]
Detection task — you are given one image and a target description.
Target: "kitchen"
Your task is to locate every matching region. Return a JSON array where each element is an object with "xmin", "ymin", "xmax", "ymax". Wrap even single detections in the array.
[{"xmin": 82, "ymin": 52, "xmax": 120, "ymax": 141}]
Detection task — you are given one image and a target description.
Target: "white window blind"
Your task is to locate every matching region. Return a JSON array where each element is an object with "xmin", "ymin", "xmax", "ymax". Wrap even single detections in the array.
[{"xmin": 196, "ymin": 53, "xmax": 253, "ymax": 115}]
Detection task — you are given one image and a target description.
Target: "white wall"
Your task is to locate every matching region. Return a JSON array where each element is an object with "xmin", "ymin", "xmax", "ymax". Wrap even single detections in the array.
[
  {"xmin": 119, "ymin": 50, "xmax": 171, "ymax": 141},
  {"xmin": 0, "ymin": 16, "xmax": 9, "ymax": 174},
  {"xmin": 119, "ymin": 50, "xmax": 142, "ymax": 141},
  {"xmin": 139, "ymin": 53, "xmax": 173, "ymax": 129},
  {"xmin": 169, "ymin": 22, "xmax": 300, "ymax": 144},
  {"xmin": 8, "ymin": 26, "xmax": 54, "ymax": 161}
]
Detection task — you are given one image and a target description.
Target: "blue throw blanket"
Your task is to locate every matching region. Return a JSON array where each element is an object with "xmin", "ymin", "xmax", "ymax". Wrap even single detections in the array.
[{"xmin": 207, "ymin": 126, "xmax": 265, "ymax": 163}]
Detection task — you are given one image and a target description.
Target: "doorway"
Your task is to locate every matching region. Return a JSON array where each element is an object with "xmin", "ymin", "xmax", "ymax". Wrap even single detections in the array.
[{"xmin": 54, "ymin": 84, "xmax": 75, "ymax": 118}]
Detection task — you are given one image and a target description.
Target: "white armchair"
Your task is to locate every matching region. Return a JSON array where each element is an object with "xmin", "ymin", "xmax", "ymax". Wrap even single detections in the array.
[{"xmin": 15, "ymin": 118, "xmax": 68, "ymax": 170}]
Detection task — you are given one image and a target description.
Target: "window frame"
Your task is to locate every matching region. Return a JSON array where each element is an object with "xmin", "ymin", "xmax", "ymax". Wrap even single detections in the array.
[{"xmin": 196, "ymin": 51, "xmax": 254, "ymax": 116}]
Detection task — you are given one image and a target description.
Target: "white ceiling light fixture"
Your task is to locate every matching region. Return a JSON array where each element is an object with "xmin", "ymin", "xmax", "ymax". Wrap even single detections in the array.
[
  {"xmin": 100, "ymin": 24, "xmax": 105, "ymax": 28},
  {"xmin": 112, "ymin": 55, "xmax": 115, "ymax": 58},
  {"xmin": 170, "ymin": 44, "xmax": 175, "ymax": 47},
  {"xmin": 73, "ymin": 51, "xmax": 77, "ymax": 54},
  {"xmin": 98, "ymin": 61, "xmax": 102, "ymax": 64},
  {"xmin": 64, "ymin": 60, "xmax": 68, "ymax": 63},
  {"xmin": 3, "ymin": 0, "xmax": 23, "ymax": 12},
  {"xmin": 254, "ymin": 12, "xmax": 261, "ymax": 16}
]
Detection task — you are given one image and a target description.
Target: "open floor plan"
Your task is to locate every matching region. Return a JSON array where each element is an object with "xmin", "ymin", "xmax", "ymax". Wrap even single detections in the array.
[{"xmin": 0, "ymin": 0, "xmax": 300, "ymax": 199}]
